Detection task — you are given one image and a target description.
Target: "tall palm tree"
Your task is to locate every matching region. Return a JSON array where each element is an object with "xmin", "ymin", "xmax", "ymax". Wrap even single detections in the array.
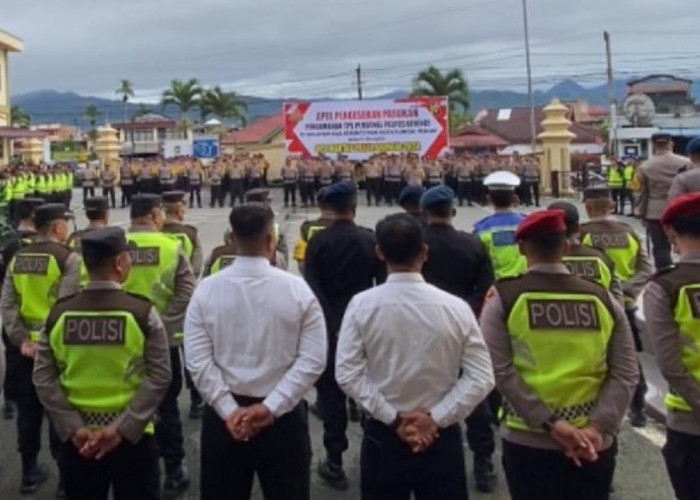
[
  {"xmin": 161, "ymin": 78, "xmax": 202, "ymax": 124},
  {"xmin": 116, "ymin": 79, "xmax": 135, "ymax": 124},
  {"xmin": 85, "ymin": 105, "xmax": 101, "ymax": 141},
  {"xmin": 200, "ymin": 86, "xmax": 248, "ymax": 126},
  {"xmin": 10, "ymin": 106, "xmax": 31, "ymax": 128},
  {"xmin": 411, "ymin": 66, "xmax": 470, "ymax": 132}
]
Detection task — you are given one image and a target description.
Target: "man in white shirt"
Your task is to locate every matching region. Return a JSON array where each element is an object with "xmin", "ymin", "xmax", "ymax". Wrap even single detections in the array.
[
  {"xmin": 335, "ymin": 213, "xmax": 495, "ymax": 500},
  {"xmin": 184, "ymin": 204, "xmax": 327, "ymax": 500}
]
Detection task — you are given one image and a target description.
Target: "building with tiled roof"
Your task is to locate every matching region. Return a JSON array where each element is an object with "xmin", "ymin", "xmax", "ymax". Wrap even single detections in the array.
[
  {"xmin": 221, "ymin": 113, "xmax": 285, "ymax": 179},
  {"xmin": 450, "ymin": 125, "xmax": 508, "ymax": 152}
]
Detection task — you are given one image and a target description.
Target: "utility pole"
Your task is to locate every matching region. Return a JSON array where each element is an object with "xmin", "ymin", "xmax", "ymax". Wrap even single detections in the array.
[
  {"xmin": 521, "ymin": 0, "xmax": 536, "ymax": 153},
  {"xmin": 356, "ymin": 64, "xmax": 363, "ymax": 101},
  {"xmin": 604, "ymin": 31, "xmax": 618, "ymax": 158}
]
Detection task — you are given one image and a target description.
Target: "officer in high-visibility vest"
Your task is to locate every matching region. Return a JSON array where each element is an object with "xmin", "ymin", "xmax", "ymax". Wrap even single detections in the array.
[
  {"xmin": 622, "ymin": 159, "xmax": 637, "ymax": 217},
  {"xmin": 124, "ymin": 194, "xmax": 195, "ymax": 498},
  {"xmin": 580, "ymin": 186, "xmax": 653, "ymax": 427},
  {"xmin": 67, "ymin": 196, "xmax": 110, "ymax": 249},
  {"xmin": 0, "ymin": 203, "xmax": 80, "ymax": 496},
  {"xmin": 202, "ymin": 230, "xmax": 238, "ymax": 278},
  {"xmin": 474, "ymin": 171, "xmax": 527, "ymax": 281},
  {"xmin": 0, "ymin": 197, "xmax": 45, "ymax": 421},
  {"xmin": 607, "ymin": 161, "xmax": 624, "ymax": 214},
  {"xmin": 645, "ymin": 192, "xmax": 700, "ymax": 500},
  {"xmin": 480, "ymin": 209, "xmax": 639, "ymax": 500},
  {"xmin": 245, "ymin": 188, "xmax": 289, "ymax": 269},
  {"xmin": 34, "ymin": 226, "xmax": 172, "ymax": 500},
  {"xmin": 548, "ymin": 201, "xmax": 624, "ymax": 304},
  {"xmin": 293, "ymin": 187, "xmax": 334, "ymax": 274},
  {"xmin": 161, "ymin": 191, "xmax": 203, "ymax": 278}
]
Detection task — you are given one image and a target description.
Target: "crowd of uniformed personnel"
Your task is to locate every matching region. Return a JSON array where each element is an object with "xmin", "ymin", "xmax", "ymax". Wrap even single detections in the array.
[{"xmin": 0, "ymin": 135, "xmax": 699, "ymax": 500}]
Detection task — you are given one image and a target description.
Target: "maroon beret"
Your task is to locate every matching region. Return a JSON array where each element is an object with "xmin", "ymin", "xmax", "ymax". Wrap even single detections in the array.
[
  {"xmin": 661, "ymin": 192, "xmax": 700, "ymax": 225},
  {"xmin": 515, "ymin": 210, "xmax": 566, "ymax": 241}
]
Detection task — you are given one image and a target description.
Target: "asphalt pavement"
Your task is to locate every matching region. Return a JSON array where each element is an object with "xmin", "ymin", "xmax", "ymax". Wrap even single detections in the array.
[{"xmin": 0, "ymin": 187, "xmax": 676, "ymax": 499}]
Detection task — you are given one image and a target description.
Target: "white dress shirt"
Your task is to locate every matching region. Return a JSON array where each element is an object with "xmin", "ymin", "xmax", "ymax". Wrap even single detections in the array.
[
  {"xmin": 184, "ymin": 256, "xmax": 327, "ymax": 419},
  {"xmin": 335, "ymin": 273, "xmax": 495, "ymax": 428}
]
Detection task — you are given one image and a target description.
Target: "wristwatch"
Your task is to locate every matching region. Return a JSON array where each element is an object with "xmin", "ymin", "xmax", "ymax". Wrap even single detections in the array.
[{"xmin": 541, "ymin": 415, "xmax": 560, "ymax": 432}]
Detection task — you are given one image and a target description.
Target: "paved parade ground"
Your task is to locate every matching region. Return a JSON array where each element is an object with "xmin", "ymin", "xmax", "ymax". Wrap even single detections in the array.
[{"xmin": 0, "ymin": 188, "xmax": 677, "ymax": 499}]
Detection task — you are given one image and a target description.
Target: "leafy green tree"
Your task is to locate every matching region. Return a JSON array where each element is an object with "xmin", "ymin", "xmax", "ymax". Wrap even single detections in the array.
[
  {"xmin": 161, "ymin": 78, "xmax": 202, "ymax": 121},
  {"xmin": 10, "ymin": 106, "xmax": 31, "ymax": 128},
  {"xmin": 200, "ymin": 86, "xmax": 248, "ymax": 126},
  {"xmin": 411, "ymin": 66, "xmax": 471, "ymax": 132},
  {"xmin": 116, "ymin": 79, "xmax": 135, "ymax": 124},
  {"xmin": 84, "ymin": 105, "xmax": 101, "ymax": 141}
]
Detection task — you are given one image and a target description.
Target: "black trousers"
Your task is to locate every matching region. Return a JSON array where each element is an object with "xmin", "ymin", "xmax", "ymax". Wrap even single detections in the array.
[
  {"xmin": 210, "ymin": 185, "xmax": 223, "ymax": 207},
  {"xmin": 663, "ymin": 428, "xmax": 700, "ymax": 500},
  {"xmin": 646, "ymin": 219, "xmax": 673, "ymax": 270},
  {"xmin": 366, "ymin": 178, "xmax": 381, "ymax": 206},
  {"xmin": 2, "ymin": 331, "xmax": 20, "ymax": 402},
  {"xmin": 465, "ymin": 398, "xmax": 495, "ymax": 460},
  {"xmin": 384, "ymin": 181, "xmax": 401, "ymax": 205},
  {"xmin": 610, "ymin": 188, "xmax": 621, "ymax": 213},
  {"xmin": 317, "ymin": 339, "xmax": 348, "ymax": 464},
  {"xmin": 361, "ymin": 420, "xmax": 467, "ymax": 500},
  {"xmin": 283, "ymin": 183, "xmax": 297, "ymax": 206},
  {"xmin": 457, "ymin": 181, "xmax": 473, "ymax": 206},
  {"xmin": 502, "ymin": 439, "xmax": 617, "ymax": 500},
  {"xmin": 626, "ymin": 308, "xmax": 648, "ymax": 413},
  {"xmin": 102, "ymin": 187, "xmax": 116, "ymax": 208},
  {"xmin": 524, "ymin": 181, "xmax": 540, "ymax": 206},
  {"xmin": 82, "ymin": 186, "xmax": 95, "ymax": 202},
  {"xmin": 156, "ymin": 347, "xmax": 185, "ymax": 471},
  {"xmin": 189, "ymin": 184, "xmax": 202, "ymax": 208},
  {"xmin": 230, "ymin": 180, "xmax": 245, "ymax": 207},
  {"xmin": 120, "ymin": 184, "xmax": 133, "ymax": 207},
  {"xmin": 200, "ymin": 402, "xmax": 311, "ymax": 500},
  {"xmin": 249, "ymin": 178, "xmax": 263, "ymax": 189},
  {"xmin": 301, "ymin": 182, "xmax": 316, "ymax": 206},
  {"xmin": 17, "ymin": 356, "xmax": 62, "ymax": 470},
  {"xmin": 474, "ymin": 180, "xmax": 486, "ymax": 205},
  {"xmin": 62, "ymin": 435, "xmax": 160, "ymax": 500}
]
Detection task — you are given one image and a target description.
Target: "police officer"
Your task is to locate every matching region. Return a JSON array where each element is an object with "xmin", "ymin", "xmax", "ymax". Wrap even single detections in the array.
[
  {"xmin": 669, "ymin": 136, "xmax": 700, "ymax": 199},
  {"xmin": 120, "ymin": 161, "xmax": 135, "ymax": 208},
  {"xmin": 33, "ymin": 226, "xmax": 172, "ymax": 500},
  {"xmin": 303, "ymin": 181, "xmax": 385, "ymax": 490},
  {"xmin": 227, "ymin": 160, "xmax": 245, "ymax": 207},
  {"xmin": 161, "ymin": 191, "xmax": 204, "ymax": 278},
  {"xmin": 124, "ymin": 194, "xmax": 196, "ymax": 498},
  {"xmin": 300, "ymin": 160, "xmax": 317, "ymax": 208},
  {"xmin": 82, "ymin": 165, "xmax": 96, "ymax": 203},
  {"xmin": 397, "ymin": 185, "xmax": 427, "ymax": 227},
  {"xmin": 281, "ymin": 159, "xmax": 299, "ymax": 208},
  {"xmin": 188, "ymin": 161, "xmax": 203, "ymax": 208},
  {"xmin": 0, "ymin": 203, "xmax": 80, "ymax": 496},
  {"xmin": 101, "ymin": 164, "xmax": 117, "ymax": 209},
  {"xmin": 456, "ymin": 159, "xmax": 474, "ymax": 207},
  {"xmin": 67, "ymin": 197, "xmax": 110, "ymax": 249},
  {"xmin": 638, "ymin": 132, "xmax": 692, "ymax": 269},
  {"xmin": 580, "ymin": 186, "xmax": 653, "ymax": 427},
  {"xmin": 202, "ymin": 230, "xmax": 238, "ymax": 278},
  {"xmin": 293, "ymin": 187, "xmax": 334, "ymax": 274},
  {"xmin": 0, "ymin": 197, "xmax": 45, "ymax": 420},
  {"xmin": 474, "ymin": 171, "xmax": 527, "ymax": 281},
  {"xmin": 419, "ymin": 186, "xmax": 499, "ymax": 493},
  {"xmin": 481, "ymin": 209, "xmax": 639, "ymax": 500},
  {"xmin": 607, "ymin": 161, "xmax": 625, "ymax": 214},
  {"xmin": 364, "ymin": 159, "xmax": 382, "ymax": 207},
  {"xmin": 645, "ymin": 192, "xmax": 700, "ymax": 500},
  {"xmin": 209, "ymin": 162, "xmax": 224, "ymax": 208},
  {"xmin": 622, "ymin": 159, "xmax": 637, "ymax": 216},
  {"xmin": 245, "ymin": 188, "xmax": 289, "ymax": 269}
]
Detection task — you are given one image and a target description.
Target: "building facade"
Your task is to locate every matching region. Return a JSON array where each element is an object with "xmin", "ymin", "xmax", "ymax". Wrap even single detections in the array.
[
  {"xmin": 113, "ymin": 113, "xmax": 190, "ymax": 156},
  {"xmin": 0, "ymin": 28, "xmax": 25, "ymax": 165}
]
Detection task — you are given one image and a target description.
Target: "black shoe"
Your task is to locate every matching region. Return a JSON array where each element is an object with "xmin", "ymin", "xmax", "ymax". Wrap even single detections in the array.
[
  {"xmin": 3, "ymin": 401, "xmax": 15, "ymax": 420},
  {"xmin": 189, "ymin": 403, "xmax": 204, "ymax": 420},
  {"xmin": 309, "ymin": 402, "xmax": 324, "ymax": 420},
  {"xmin": 629, "ymin": 409, "xmax": 647, "ymax": 428},
  {"xmin": 20, "ymin": 463, "xmax": 49, "ymax": 495},
  {"xmin": 55, "ymin": 478, "xmax": 66, "ymax": 499},
  {"xmin": 348, "ymin": 402, "xmax": 361, "ymax": 423},
  {"xmin": 317, "ymin": 459, "xmax": 348, "ymax": 491},
  {"xmin": 163, "ymin": 465, "xmax": 190, "ymax": 499},
  {"xmin": 474, "ymin": 457, "xmax": 497, "ymax": 493}
]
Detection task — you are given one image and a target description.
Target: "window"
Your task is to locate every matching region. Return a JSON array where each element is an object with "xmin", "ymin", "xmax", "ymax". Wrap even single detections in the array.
[{"xmin": 132, "ymin": 130, "xmax": 155, "ymax": 142}]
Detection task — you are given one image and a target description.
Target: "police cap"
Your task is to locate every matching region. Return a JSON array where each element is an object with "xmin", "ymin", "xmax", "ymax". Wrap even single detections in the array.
[
  {"xmin": 661, "ymin": 192, "xmax": 700, "ymax": 226},
  {"xmin": 316, "ymin": 186, "xmax": 330, "ymax": 205},
  {"xmin": 17, "ymin": 197, "xmax": 45, "ymax": 220},
  {"xmin": 484, "ymin": 170, "xmax": 521, "ymax": 191},
  {"xmin": 547, "ymin": 201, "xmax": 579, "ymax": 231},
  {"xmin": 130, "ymin": 194, "xmax": 162, "ymax": 219},
  {"xmin": 686, "ymin": 136, "xmax": 700, "ymax": 156},
  {"xmin": 420, "ymin": 185, "xmax": 454, "ymax": 210},
  {"xmin": 583, "ymin": 186, "xmax": 612, "ymax": 201},
  {"xmin": 398, "ymin": 185, "xmax": 426, "ymax": 207},
  {"xmin": 652, "ymin": 132, "xmax": 672, "ymax": 143},
  {"xmin": 84, "ymin": 196, "xmax": 109, "ymax": 212},
  {"xmin": 161, "ymin": 191, "xmax": 186, "ymax": 204},
  {"xmin": 81, "ymin": 226, "xmax": 135, "ymax": 262},
  {"xmin": 33, "ymin": 203, "xmax": 72, "ymax": 229},
  {"xmin": 515, "ymin": 210, "xmax": 566, "ymax": 241},
  {"xmin": 324, "ymin": 181, "xmax": 357, "ymax": 209},
  {"xmin": 245, "ymin": 188, "xmax": 270, "ymax": 203}
]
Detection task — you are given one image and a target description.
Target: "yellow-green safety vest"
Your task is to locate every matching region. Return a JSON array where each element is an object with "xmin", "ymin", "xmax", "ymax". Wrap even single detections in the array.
[
  {"xmin": 562, "ymin": 256, "xmax": 613, "ymax": 290},
  {"xmin": 608, "ymin": 167, "xmax": 623, "ymax": 189}
]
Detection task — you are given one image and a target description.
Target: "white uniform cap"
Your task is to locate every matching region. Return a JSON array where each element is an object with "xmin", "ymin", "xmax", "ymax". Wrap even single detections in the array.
[{"xmin": 484, "ymin": 170, "xmax": 521, "ymax": 191}]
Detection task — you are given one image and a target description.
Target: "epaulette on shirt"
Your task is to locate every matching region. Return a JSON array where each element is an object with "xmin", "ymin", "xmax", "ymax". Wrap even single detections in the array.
[
  {"xmin": 652, "ymin": 264, "xmax": 677, "ymax": 280},
  {"xmin": 53, "ymin": 292, "xmax": 80, "ymax": 306},
  {"xmin": 125, "ymin": 291, "xmax": 154, "ymax": 305}
]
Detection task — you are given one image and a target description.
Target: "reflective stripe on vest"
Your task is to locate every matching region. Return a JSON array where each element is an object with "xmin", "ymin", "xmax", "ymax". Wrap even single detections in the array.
[
  {"xmin": 478, "ymin": 228, "xmax": 527, "ymax": 281},
  {"xmin": 562, "ymin": 256, "xmax": 612, "ymax": 290},
  {"xmin": 504, "ymin": 292, "xmax": 614, "ymax": 432},
  {"xmin": 581, "ymin": 232, "xmax": 638, "ymax": 284},
  {"xmin": 666, "ymin": 283, "xmax": 700, "ymax": 412}
]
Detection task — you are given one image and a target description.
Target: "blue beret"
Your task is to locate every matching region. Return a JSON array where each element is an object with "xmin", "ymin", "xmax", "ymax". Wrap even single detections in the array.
[
  {"xmin": 324, "ymin": 181, "xmax": 357, "ymax": 207},
  {"xmin": 686, "ymin": 136, "xmax": 700, "ymax": 156},
  {"xmin": 420, "ymin": 185, "xmax": 455, "ymax": 209},
  {"xmin": 398, "ymin": 185, "xmax": 425, "ymax": 206}
]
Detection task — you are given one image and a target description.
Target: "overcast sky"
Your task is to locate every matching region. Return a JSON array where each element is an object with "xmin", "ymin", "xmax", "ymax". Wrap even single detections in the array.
[{"xmin": 3, "ymin": 0, "xmax": 699, "ymax": 101}]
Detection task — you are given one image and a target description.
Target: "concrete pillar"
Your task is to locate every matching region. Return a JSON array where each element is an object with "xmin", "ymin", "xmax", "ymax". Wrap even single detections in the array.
[
  {"xmin": 20, "ymin": 137, "xmax": 44, "ymax": 165},
  {"xmin": 94, "ymin": 126, "xmax": 122, "ymax": 168},
  {"xmin": 537, "ymin": 98, "xmax": 576, "ymax": 196}
]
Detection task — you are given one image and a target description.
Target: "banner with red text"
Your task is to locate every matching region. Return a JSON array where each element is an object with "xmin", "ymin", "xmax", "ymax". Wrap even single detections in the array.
[{"xmin": 284, "ymin": 97, "xmax": 449, "ymax": 159}]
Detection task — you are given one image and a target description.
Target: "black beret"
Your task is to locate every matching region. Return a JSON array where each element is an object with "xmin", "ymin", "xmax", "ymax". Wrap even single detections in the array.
[
  {"xmin": 420, "ymin": 186, "xmax": 454, "ymax": 209},
  {"xmin": 33, "ymin": 203, "xmax": 72, "ymax": 228},
  {"xmin": 244, "ymin": 188, "xmax": 270, "ymax": 203},
  {"xmin": 398, "ymin": 186, "xmax": 426, "ymax": 206},
  {"xmin": 324, "ymin": 181, "xmax": 357, "ymax": 208},
  {"xmin": 548, "ymin": 201, "xmax": 579, "ymax": 229},
  {"xmin": 81, "ymin": 227, "xmax": 135, "ymax": 263},
  {"xmin": 583, "ymin": 186, "xmax": 612, "ymax": 201},
  {"xmin": 162, "ymin": 191, "xmax": 186, "ymax": 204},
  {"xmin": 130, "ymin": 194, "xmax": 162, "ymax": 219},
  {"xmin": 651, "ymin": 132, "xmax": 672, "ymax": 143},
  {"xmin": 84, "ymin": 196, "xmax": 109, "ymax": 212},
  {"xmin": 17, "ymin": 197, "xmax": 45, "ymax": 220}
]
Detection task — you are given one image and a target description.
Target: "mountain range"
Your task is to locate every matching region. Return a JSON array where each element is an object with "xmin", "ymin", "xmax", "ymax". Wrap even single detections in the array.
[{"xmin": 12, "ymin": 79, "xmax": 700, "ymax": 128}]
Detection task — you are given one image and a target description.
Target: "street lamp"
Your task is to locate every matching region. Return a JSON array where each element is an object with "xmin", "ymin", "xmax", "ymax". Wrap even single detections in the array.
[{"xmin": 521, "ymin": 0, "xmax": 537, "ymax": 153}]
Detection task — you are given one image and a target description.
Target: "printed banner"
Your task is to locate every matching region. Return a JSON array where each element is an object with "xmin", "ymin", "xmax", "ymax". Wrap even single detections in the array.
[{"xmin": 284, "ymin": 97, "xmax": 449, "ymax": 159}]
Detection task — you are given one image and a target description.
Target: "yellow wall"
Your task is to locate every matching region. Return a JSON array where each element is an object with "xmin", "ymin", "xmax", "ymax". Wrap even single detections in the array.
[
  {"xmin": 222, "ymin": 131, "xmax": 286, "ymax": 180},
  {"xmin": 0, "ymin": 49, "xmax": 9, "ymax": 165}
]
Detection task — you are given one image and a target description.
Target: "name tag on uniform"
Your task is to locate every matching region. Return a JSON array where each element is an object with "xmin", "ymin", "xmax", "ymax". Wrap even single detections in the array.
[
  {"xmin": 563, "ymin": 259, "xmax": 602, "ymax": 281},
  {"xmin": 527, "ymin": 299, "xmax": 600, "ymax": 330},
  {"xmin": 492, "ymin": 230, "xmax": 516, "ymax": 247},
  {"xmin": 13, "ymin": 255, "xmax": 49, "ymax": 275},
  {"xmin": 64, "ymin": 316, "xmax": 126, "ymax": 345},
  {"xmin": 129, "ymin": 247, "xmax": 160, "ymax": 266},
  {"xmin": 589, "ymin": 233, "xmax": 629, "ymax": 249},
  {"xmin": 687, "ymin": 289, "xmax": 700, "ymax": 319},
  {"xmin": 219, "ymin": 256, "xmax": 236, "ymax": 269}
]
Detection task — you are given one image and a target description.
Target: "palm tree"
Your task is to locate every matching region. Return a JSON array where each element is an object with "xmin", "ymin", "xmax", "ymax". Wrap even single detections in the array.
[
  {"xmin": 10, "ymin": 106, "xmax": 31, "ymax": 128},
  {"xmin": 161, "ymin": 78, "xmax": 202, "ymax": 122},
  {"xmin": 84, "ymin": 105, "xmax": 101, "ymax": 141},
  {"xmin": 200, "ymin": 86, "xmax": 248, "ymax": 126},
  {"xmin": 411, "ymin": 66, "xmax": 470, "ymax": 132},
  {"xmin": 116, "ymin": 79, "xmax": 135, "ymax": 124},
  {"xmin": 134, "ymin": 103, "xmax": 151, "ymax": 119}
]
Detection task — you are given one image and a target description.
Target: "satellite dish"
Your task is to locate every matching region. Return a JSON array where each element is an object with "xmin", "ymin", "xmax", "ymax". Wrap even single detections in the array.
[{"xmin": 623, "ymin": 93, "xmax": 656, "ymax": 127}]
